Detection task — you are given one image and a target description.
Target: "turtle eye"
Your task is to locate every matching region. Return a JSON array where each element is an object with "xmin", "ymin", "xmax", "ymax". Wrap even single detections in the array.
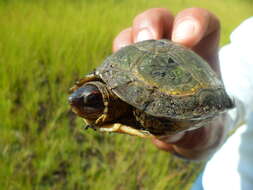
[{"xmin": 68, "ymin": 84, "xmax": 104, "ymax": 119}]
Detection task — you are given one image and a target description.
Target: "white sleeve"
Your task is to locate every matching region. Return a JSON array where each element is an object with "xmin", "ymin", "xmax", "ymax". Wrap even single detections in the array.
[
  {"xmin": 220, "ymin": 17, "xmax": 253, "ymax": 128},
  {"xmin": 202, "ymin": 17, "xmax": 253, "ymax": 190}
]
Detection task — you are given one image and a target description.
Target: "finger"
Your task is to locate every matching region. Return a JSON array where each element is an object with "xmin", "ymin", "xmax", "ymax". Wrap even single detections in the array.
[
  {"xmin": 113, "ymin": 27, "xmax": 133, "ymax": 52},
  {"xmin": 132, "ymin": 8, "xmax": 174, "ymax": 42},
  {"xmin": 151, "ymin": 132, "xmax": 185, "ymax": 152},
  {"xmin": 172, "ymin": 8, "xmax": 220, "ymax": 48},
  {"xmin": 152, "ymin": 138, "xmax": 174, "ymax": 152}
]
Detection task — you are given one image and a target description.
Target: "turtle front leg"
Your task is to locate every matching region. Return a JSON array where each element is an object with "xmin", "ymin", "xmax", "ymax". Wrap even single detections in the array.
[{"xmin": 99, "ymin": 123, "xmax": 154, "ymax": 138}]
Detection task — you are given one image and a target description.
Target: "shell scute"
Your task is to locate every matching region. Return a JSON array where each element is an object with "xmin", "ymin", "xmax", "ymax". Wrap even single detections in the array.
[
  {"xmin": 106, "ymin": 45, "xmax": 143, "ymax": 70},
  {"xmin": 112, "ymin": 81, "xmax": 154, "ymax": 111}
]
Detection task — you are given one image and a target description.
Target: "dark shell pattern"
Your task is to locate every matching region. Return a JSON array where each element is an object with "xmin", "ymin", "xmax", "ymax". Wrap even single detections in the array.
[{"xmin": 96, "ymin": 39, "xmax": 234, "ymax": 120}]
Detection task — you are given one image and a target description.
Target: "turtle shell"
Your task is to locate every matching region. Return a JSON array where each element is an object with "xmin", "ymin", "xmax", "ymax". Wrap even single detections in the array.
[{"xmin": 96, "ymin": 39, "xmax": 234, "ymax": 120}]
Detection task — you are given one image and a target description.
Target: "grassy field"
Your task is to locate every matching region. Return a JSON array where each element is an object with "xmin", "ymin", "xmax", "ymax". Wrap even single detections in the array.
[{"xmin": 0, "ymin": 0, "xmax": 252, "ymax": 189}]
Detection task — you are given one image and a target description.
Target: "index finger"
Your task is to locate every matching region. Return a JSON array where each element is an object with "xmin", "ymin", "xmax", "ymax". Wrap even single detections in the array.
[
  {"xmin": 132, "ymin": 8, "xmax": 174, "ymax": 42},
  {"xmin": 113, "ymin": 8, "xmax": 174, "ymax": 52}
]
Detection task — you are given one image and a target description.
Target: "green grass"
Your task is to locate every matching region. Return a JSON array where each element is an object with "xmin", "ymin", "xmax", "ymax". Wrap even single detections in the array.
[{"xmin": 0, "ymin": 0, "xmax": 252, "ymax": 189}]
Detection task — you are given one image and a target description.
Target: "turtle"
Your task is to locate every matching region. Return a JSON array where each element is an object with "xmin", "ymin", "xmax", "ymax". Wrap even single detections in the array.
[{"xmin": 68, "ymin": 39, "xmax": 234, "ymax": 138}]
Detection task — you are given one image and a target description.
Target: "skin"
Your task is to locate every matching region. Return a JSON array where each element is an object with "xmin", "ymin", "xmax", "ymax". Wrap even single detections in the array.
[{"xmin": 113, "ymin": 8, "xmax": 229, "ymax": 160}]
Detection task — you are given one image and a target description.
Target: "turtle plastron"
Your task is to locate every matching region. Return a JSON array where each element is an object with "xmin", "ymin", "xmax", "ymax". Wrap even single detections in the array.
[{"xmin": 98, "ymin": 123, "xmax": 154, "ymax": 138}]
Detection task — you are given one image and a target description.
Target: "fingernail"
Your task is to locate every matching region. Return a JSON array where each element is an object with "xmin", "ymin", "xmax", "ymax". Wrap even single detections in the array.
[
  {"xmin": 135, "ymin": 28, "xmax": 154, "ymax": 42},
  {"xmin": 173, "ymin": 19, "xmax": 199, "ymax": 42}
]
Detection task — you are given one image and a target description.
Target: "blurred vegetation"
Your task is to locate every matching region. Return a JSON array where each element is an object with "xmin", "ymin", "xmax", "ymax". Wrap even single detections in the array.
[{"xmin": 0, "ymin": 0, "xmax": 252, "ymax": 189}]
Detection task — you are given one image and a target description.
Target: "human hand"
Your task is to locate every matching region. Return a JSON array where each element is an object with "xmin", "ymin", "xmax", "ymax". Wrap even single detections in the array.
[
  {"xmin": 113, "ymin": 8, "xmax": 225, "ymax": 160},
  {"xmin": 113, "ymin": 8, "xmax": 220, "ymax": 73}
]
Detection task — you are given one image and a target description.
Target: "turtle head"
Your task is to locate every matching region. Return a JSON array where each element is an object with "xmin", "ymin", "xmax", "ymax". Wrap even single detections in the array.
[
  {"xmin": 69, "ymin": 80, "xmax": 131, "ymax": 127},
  {"xmin": 68, "ymin": 78, "xmax": 151, "ymax": 137},
  {"xmin": 68, "ymin": 83, "xmax": 105, "ymax": 120}
]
